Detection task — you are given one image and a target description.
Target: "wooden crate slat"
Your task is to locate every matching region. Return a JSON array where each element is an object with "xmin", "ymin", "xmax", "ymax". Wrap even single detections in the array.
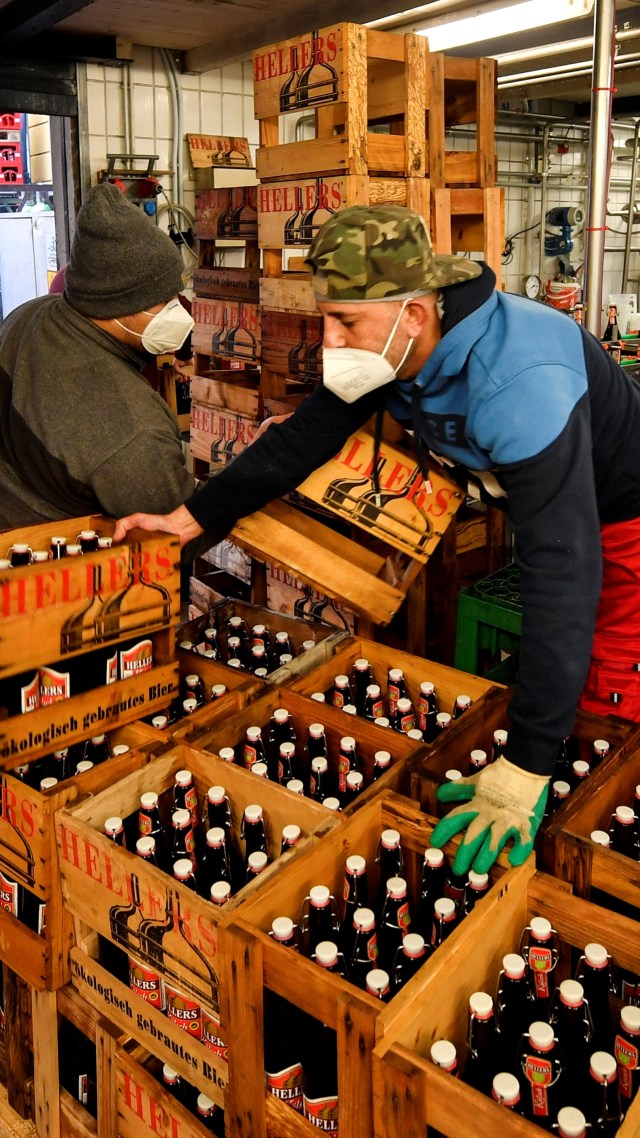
[{"xmin": 192, "ymin": 267, "xmax": 260, "ymax": 304}]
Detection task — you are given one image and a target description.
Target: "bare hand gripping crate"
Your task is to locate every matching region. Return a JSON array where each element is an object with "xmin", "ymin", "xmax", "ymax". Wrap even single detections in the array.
[
  {"xmin": 372, "ymin": 861, "xmax": 640, "ymax": 1138},
  {"xmin": 0, "ymin": 514, "xmax": 181, "ymax": 768},
  {"xmin": 54, "ymin": 742, "xmax": 336, "ymax": 1107}
]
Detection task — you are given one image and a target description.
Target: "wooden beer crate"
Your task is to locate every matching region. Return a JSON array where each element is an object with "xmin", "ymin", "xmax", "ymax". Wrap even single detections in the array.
[
  {"xmin": 546, "ymin": 729, "xmax": 640, "ymax": 908},
  {"xmin": 192, "ymin": 297, "xmax": 261, "ymax": 365},
  {"xmin": 0, "ymin": 736, "xmax": 162, "ymax": 992},
  {"xmin": 169, "ymin": 684, "xmax": 420, "ymax": 809},
  {"xmin": 372, "ymin": 861, "xmax": 640, "ymax": 1138},
  {"xmin": 220, "ymin": 788, "xmax": 512, "ymax": 1138},
  {"xmin": 194, "ymin": 186, "xmax": 258, "ymax": 241},
  {"xmin": 192, "ymin": 266, "xmax": 260, "ymax": 304},
  {"xmin": 289, "ymin": 636, "xmax": 497, "ymax": 724},
  {"xmin": 55, "ymin": 742, "xmax": 336, "ymax": 1107},
  {"xmin": 254, "ymin": 25, "xmax": 426, "ymax": 181},
  {"xmin": 427, "ymin": 54, "xmax": 497, "ymax": 189},
  {"xmin": 431, "ymin": 186, "xmax": 505, "ymax": 290},
  {"xmin": 177, "ymin": 598, "xmax": 349, "ymax": 686},
  {"xmin": 171, "ymin": 644, "xmax": 265, "ymax": 738},
  {"xmin": 0, "ymin": 515, "xmax": 180, "ymax": 768},
  {"xmin": 261, "ymin": 308, "xmax": 323, "ymax": 386},
  {"xmin": 117, "ymin": 1039, "xmax": 217, "ymax": 1138}
]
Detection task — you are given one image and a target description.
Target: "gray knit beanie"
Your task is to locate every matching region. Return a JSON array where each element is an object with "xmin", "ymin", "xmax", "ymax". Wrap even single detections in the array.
[{"xmin": 65, "ymin": 183, "xmax": 185, "ymax": 318}]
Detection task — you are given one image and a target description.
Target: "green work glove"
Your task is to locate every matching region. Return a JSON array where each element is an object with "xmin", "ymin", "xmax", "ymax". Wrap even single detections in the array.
[{"xmin": 431, "ymin": 757, "xmax": 550, "ymax": 876}]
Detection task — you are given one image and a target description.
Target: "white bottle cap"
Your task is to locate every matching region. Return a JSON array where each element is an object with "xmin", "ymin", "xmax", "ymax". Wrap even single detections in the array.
[
  {"xmin": 553, "ymin": 780, "xmax": 571, "ymax": 797},
  {"xmin": 593, "ymin": 738, "xmax": 610, "ymax": 754},
  {"xmin": 173, "ymin": 858, "xmax": 193, "ymax": 879},
  {"xmin": 557, "ymin": 1106, "xmax": 587, "ymax": 1138},
  {"xmin": 75, "ymin": 761, "xmax": 93, "ymax": 774},
  {"xmin": 430, "ymin": 1039, "xmax": 456, "ymax": 1068},
  {"xmin": 335, "ymin": 674, "xmax": 350, "ymax": 687},
  {"xmin": 152, "ymin": 715, "xmax": 168, "ymax": 729},
  {"xmin": 469, "ymin": 991, "xmax": 493, "ymax": 1018},
  {"xmin": 252, "ymin": 623, "xmax": 266, "ymax": 635},
  {"xmin": 367, "ymin": 684, "xmax": 381, "ymax": 697},
  {"xmin": 529, "ymin": 1021, "xmax": 555, "ymax": 1049},
  {"xmin": 309, "ymin": 723, "xmax": 325, "ymax": 737},
  {"xmin": 248, "ymin": 851, "xmax": 268, "ymax": 872},
  {"xmin": 185, "ymin": 674, "xmax": 200, "ymax": 686},
  {"xmin": 301, "ymin": 639, "xmax": 315, "ymax": 651},
  {"xmin": 424, "ymin": 848, "xmax": 445, "ymax": 867},
  {"xmin": 244, "ymin": 803, "xmax": 263, "ymax": 823},
  {"xmin": 386, "ymin": 876, "xmax": 406, "ymax": 897},
  {"xmin": 346, "ymin": 855, "xmax": 367, "ymax": 875},
  {"xmin": 309, "ymin": 885, "xmax": 331, "ymax": 907},
  {"xmin": 340, "ymin": 736, "xmax": 356, "ymax": 750},
  {"xmin": 286, "ymin": 779, "xmax": 304, "ymax": 795},
  {"xmin": 206, "ymin": 827, "xmax": 226, "ymax": 847},
  {"xmin": 211, "ymin": 684, "xmax": 226, "ymax": 698},
  {"xmin": 355, "ymin": 658, "xmax": 370, "ymax": 670},
  {"xmin": 354, "ymin": 907, "xmax": 375, "ymax": 930},
  {"xmin": 456, "ymin": 694, "xmax": 471, "ymax": 708},
  {"xmin": 104, "ymin": 815, "xmax": 123, "ymax": 833},
  {"xmin": 434, "ymin": 897, "xmax": 456, "ymax": 920},
  {"xmin": 40, "ymin": 777, "xmax": 58, "ymax": 791},
  {"xmin": 162, "ymin": 1064, "xmax": 179, "ymax": 1079},
  {"xmin": 182, "ymin": 698, "xmax": 198, "ymax": 713},
  {"xmin": 366, "ymin": 969, "xmax": 389, "ymax": 995},
  {"xmin": 492, "ymin": 1071, "xmax": 520, "ymax": 1104},
  {"xmin": 172, "ymin": 808, "xmax": 191, "ymax": 828},
  {"xmin": 572, "ymin": 760, "xmax": 590, "ymax": 777},
  {"xmin": 584, "ymin": 942, "xmax": 609, "ymax": 968},
  {"xmin": 374, "ymin": 751, "xmax": 392, "ymax": 765},
  {"xmin": 470, "ymin": 749, "xmax": 487, "ymax": 766},
  {"xmin": 252, "ymin": 762, "xmax": 268, "ymax": 777},
  {"xmin": 311, "ymin": 756, "xmax": 328, "ymax": 773},
  {"xmin": 210, "ymin": 881, "xmax": 232, "ymax": 904},
  {"xmin": 615, "ymin": 805, "xmax": 635, "ymax": 823},
  {"xmin": 493, "ymin": 729, "xmax": 509, "ymax": 745},
  {"xmin": 621, "ymin": 1005, "xmax": 640, "ymax": 1033},
  {"xmin": 346, "ymin": 771, "xmax": 364, "ymax": 790},
  {"xmin": 559, "ymin": 979, "xmax": 584, "ymax": 1007},
  {"xmin": 590, "ymin": 830, "xmax": 610, "ymax": 846},
  {"xmin": 207, "ymin": 785, "xmax": 226, "ymax": 803},
  {"xmin": 468, "ymin": 870, "xmax": 489, "ymax": 889},
  {"xmin": 90, "ymin": 735, "xmax": 107, "ymax": 744},
  {"xmin": 397, "ymin": 697, "xmax": 412, "ymax": 712},
  {"xmin": 389, "ymin": 668, "xmax": 403, "ymax": 681},
  {"xmin": 271, "ymin": 916, "xmax": 294, "ymax": 941},
  {"xmin": 228, "ymin": 659, "xmax": 242, "ymax": 669},
  {"xmin": 197, "ymin": 1093, "xmax": 215, "ymax": 1112},
  {"xmin": 420, "ymin": 681, "xmax": 435, "ymax": 695},
  {"xmin": 445, "ymin": 769, "xmax": 463, "ymax": 782},
  {"xmin": 343, "ymin": 705, "xmax": 357, "ymax": 715},
  {"xmin": 589, "ymin": 1051, "xmax": 617, "ymax": 1081},
  {"xmin": 175, "ymin": 769, "xmax": 193, "ymax": 787},
  {"xmin": 311, "ymin": 692, "xmax": 326, "ymax": 702},
  {"xmin": 315, "ymin": 941, "xmax": 339, "ymax": 967},
  {"xmin": 280, "ymin": 742, "xmax": 296, "ymax": 758},
  {"xmin": 246, "ymin": 726, "xmax": 262, "ymax": 742},
  {"xmin": 274, "ymin": 708, "xmax": 289, "ymax": 723},
  {"xmin": 136, "ymin": 837, "xmax": 156, "ymax": 857},
  {"xmin": 26, "ymin": 549, "xmax": 46, "ymax": 563},
  {"xmin": 112, "ymin": 744, "xmax": 130, "ymax": 756},
  {"xmin": 407, "ymin": 729, "xmax": 423, "ymax": 740},
  {"xmin": 323, "ymin": 797, "xmax": 341, "ymax": 811},
  {"xmin": 140, "ymin": 792, "xmax": 159, "ymax": 810},
  {"xmin": 402, "ymin": 933, "xmax": 426, "ymax": 957},
  {"xmin": 503, "ymin": 953, "xmax": 526, "ymax": 979},
  {"xmin": 530, "ymin": 916, "xmax": 553, "ymax": 940},
  {"xmin": 436, "ymin": 712, "xmax": 452, "ymax": 727},
  {"xmin": 282, "ymin": 824, "xmax": 301, "ymax": 844},
  {"xmin": 381, "ymin": 828, "xmax": 401, "ymax": 849},
  {"xmin": 219, "ymin": 747, "xmax": 236, "ymax": 762}
]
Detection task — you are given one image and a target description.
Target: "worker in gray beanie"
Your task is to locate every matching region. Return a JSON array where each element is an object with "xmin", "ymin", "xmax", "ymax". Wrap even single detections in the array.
[{"xmin": 0, "ymin": 181, "xmax": 196, "ymax": 535}]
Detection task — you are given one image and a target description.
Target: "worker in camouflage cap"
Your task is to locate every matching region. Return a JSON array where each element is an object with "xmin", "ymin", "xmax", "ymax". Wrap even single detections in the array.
[{"xmin": 305, "ymin": 204, "xmax": 482, "ymax": 301}]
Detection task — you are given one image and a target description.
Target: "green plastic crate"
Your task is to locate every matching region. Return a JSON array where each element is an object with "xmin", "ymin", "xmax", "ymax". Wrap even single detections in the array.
[{"xmin": 455, "ymin": 562, "xmax": 522, "ymax": 682}]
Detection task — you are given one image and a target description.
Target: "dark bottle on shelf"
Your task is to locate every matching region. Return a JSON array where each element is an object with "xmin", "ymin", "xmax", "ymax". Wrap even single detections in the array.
[
  {"xmin": 378, "ymin": 876, "xmax": 411, "ymax": 974},
  {"xmin": 241, "ymin": 804, "xmax": 267, "ymax": 884},
  {"xmin": 281, "ymin": 823, "xmax": 301, "ymax": 856},
  {"xmin": 343, "ymin": 769, "xmax": 364, "ymax": 808},
  {"xmin": 492, "ymin": 1072, "xmax": 523, "ymax": 1113},
  {"xmin": 348, "ymin": 907, "xmax": 379, "ymax": 988},
  {"xmin": 417, "ymin": 847, "xmax": 447, "ymax": 941},
  {"xmin": 387, "ymin": 668, "xmax": 409, "ymax": 723},
  {"xmin": 435, "ymin": 712, "xmax": 452, "ymax": 736},
  {"xmin": 431, "ymin": 897, "xmax": 457, "ymax": 948},
  {"xmin": 363, "ymin": 684, "xmax": 384, "ymax": 722},
  {"xmin": 104, "ymin": 815, "xmax": 126, "ymax": 847},
  {"xmin": 309, "ymin": 754, "xmax": 329, "ymax": 803},
  {"xmin": 135, "ymin": 836, "xmax": 159, "ymax": 869},
  {"xmin": 371, "ymin": 750, "xmax": 392, "ymax": 782},
  {"xmin": 337, "ymin": 736, "xmax": 359, "ymax": 800},
  {"xmin": 492, "ymin": 729, "xmax": 509, "ymax": 762},
  {"xmin": 463, "ymin": 870, "xmax": 490, "ymax": 915},
  {"xmin": 549, "ymin": 979, "xmax": 593, "ymax": 1103},
  {"xmin": 138, "ymin": 791, "xmax": 166, "ymax": 867},
  {"xmin": 171, "ymin": 808, "xmax": 197, "ymax": 870},
  {"xmin": 245, "ymin": 850, "xmax": 269, "ymax": 884},
  {"xmin": 394, "ymin": 698, "xmax": 416, "ymax": 735},
  {"xmin": 392, "ymin": 932, "xmax": 430, "ymax": 993},
  {"xmin": 586, "ymin": 1050, "xmax": 623, "ymax": 1136},
  {"xmin": 312, "ymin": 940, "xmax": 347, "ymax": 978},
  {"xmin": 452, "ymin": 693, "xmax": 472, "ymax": 719},
  {"xmin": 520, "ymin": 916, "xmax": 559, "ymax": 1019},
  {"xmin": 375, "ymin": 828, "xmax": 404, "ymax": 917},
  {"xmin": 331, "ymin": 674, "xmax": 351, "ymax": 709},
  {"xmin": 350, "ymin": 658, "xmax": 377, "ymax": 716},
  {"xmin": 365, "ymin": 968, "xmax": 391, "ymax": 1002},
  {"xmin": 277, "ymin": 742, "xmax": 297, "ymax": 786},
  {"xmin": 306, "ymin": 719, "xmax": 328, "ymax": 765},
  {"xmin": 519, "ymin": 1021, "xmax": 564, "ymax": 1128},
  {"xmin": 182, "ymin": 673, "xmax": 206, "ymax": 708},
  {"xmin": 615, "ymin": 1004, "xmax": 640, "ymax": 1113},
  {"xmin": 339, "ymin": 854, "xmax": 368, "ymax": 962},
  {"xmin": 302, "ymin": 884, "xmax": 339, "ymax": 958},
  {"xmin": 243, "ymin": 726, "xmax": 268, "ymax": 771},
  {"xmin": 84, "ymin": 735, "xmax": 111, "ymax": 765},
  {"xmin": 302, "ymin": 1018, "xmax": 339, "ymax": 1132},
  {"xmin": 265, "ymin": 916, "xmax": 305, "ymax": 1113},
  {"xmin": 468, "ymin": 749, "xmax": 488, "ymax": 775},
  {"xmin": 556, "ymin": 1106, "xmax": 588, "ymax": 1137},
  {"xmin": 496, "ymin": 952, "xmax": 535, "ymax": 1075},
  {"xmin": 575, "ymin": 942, "xmax": 615, "ymax": 1053},
  {"xmin": 206, "ymin": 785, "xmax": 232, "ymax": 834},
  {"xmin": 201, "ymin": 827, "xmax": 233, "ymax": 896},
  {"xmin": 464, "ymin": 991, "xmax": 497, "ymax": 1094},
  {"xmin": 592, "ymin": 738, "xmax": 610, "ymax": 766},
  {"xmin": 608, "ymin": 805, "xmax": 639, "ymax": 858},
  {"xmin": 173, "ymin": 858, "xmax": 199, "ymax": 893},
  {"xmin": 173, "ymin": 768, "xmax": 199, "ymax": 829},
  {"xmin": 417, "ymin": 681, "xmax": 439, "ymax": 741},
  {"xmin": 196, "ymin": 1092, "xmax": 225, "ymax": 1135}
]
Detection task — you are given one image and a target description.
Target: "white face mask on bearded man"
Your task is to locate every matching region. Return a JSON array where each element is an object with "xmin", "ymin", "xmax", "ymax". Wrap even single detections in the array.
[
  {"xmin": 115, "ymin": 298, "xmax": 194, "ymax": 355},
  {"xmin": 322, "ymin": 299, "xmax": 414, "ymax": 403}
]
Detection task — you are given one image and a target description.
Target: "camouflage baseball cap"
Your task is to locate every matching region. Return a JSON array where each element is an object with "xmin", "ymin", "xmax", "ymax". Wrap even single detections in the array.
[{"xmin": 305, "ymin": 204, "xmax": 482, "ymax": 301}]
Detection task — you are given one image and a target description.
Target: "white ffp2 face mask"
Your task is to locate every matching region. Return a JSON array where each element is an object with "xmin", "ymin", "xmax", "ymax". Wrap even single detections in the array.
[
  {"xmin": 322, "ymin": 299, "xmax": 414, "ymax": 403},
  {"xmin": 115, "ymin": 298, "xmax": 194, "ymax": 355}
]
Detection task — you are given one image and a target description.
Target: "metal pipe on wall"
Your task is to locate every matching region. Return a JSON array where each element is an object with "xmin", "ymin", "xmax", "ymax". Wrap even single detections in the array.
[{"xmin": 584, "ymin": 0, "xmax": 616, "ymax": 335}]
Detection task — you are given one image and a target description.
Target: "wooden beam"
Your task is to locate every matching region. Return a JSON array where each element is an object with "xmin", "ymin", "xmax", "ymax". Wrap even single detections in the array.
[{"xmin": 1, "ymin": 0, "xmax": 96, "ymax": 43}]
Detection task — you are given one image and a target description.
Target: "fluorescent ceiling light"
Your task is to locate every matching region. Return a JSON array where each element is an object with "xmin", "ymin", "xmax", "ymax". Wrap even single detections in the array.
[{"xmin": 416, "ymin": 0, "xmax": 593, "ymax": 51}]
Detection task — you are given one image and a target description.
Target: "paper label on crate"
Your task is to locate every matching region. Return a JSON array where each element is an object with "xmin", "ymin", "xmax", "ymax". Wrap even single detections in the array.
[
  {"xmin": 266, "ymin": 1062, "xmax": 304, "ymax": 1111},
  {"xmin": 119, "ymin": 639, "xmax": 153, "ymax": 679},
  {"xmin": 0, "ymin": 870, "xmax": 19, "ymax": 917},
  {"xmin": 20, "ymin": 673, "xmax": 40, "ymax": 713},
  {"xmin": 39, "ymin": 664, "xmax": 71, "ymax": 705},
  {"xmin": 525, "ymin": 1056, "xmax": 552, "ymax": 1116},
  {"xmin": 128, "ymin": 957, "xmax": 165, "ymax": 1010},
  {"xmin": 165, "ymin": 983, "xmax": 203, "ymax": 1038},
  {"xmin": 615, "ymin": 1035, "xmax": 638, "ymax": 1098},
  {"xmin": 303, "ymin": 1092, "xmax": 339, "ymax": 1131},
  {"xmin": 529, "ymin": 947, "xmax": 553, "ymax": 997},
  {"xmin": 187, "ymin": 133, "xmax": 252, "ymax": 169},
  {"xmin": 202, "ymin": 1008, "xmax": 229, "ymax": 1062}
]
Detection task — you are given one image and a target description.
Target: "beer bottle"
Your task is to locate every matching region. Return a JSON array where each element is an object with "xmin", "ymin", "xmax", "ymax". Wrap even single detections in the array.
[
  {"xmin": 135, "ymin": 836, "xmax": 159, "ymax": 868},
  {"xmin": 340, "ymin": 854, "xmax": 368, "ymax": 962},
  {"xmin": 173, "ymin": 858, "xmax": 199, "ymax": 892},
  {"xmin": 302, "ymin": 885, "xmax": 339, "ymax": 957},
  {"xmin": 181, "ymin": 697, "xmax": 198, "ymax": 718},
  {"xmin": 343, "ymin": 769, "xmax": 364, "ymax": 808},
  {"xmin": 173, "ymin": 769, "xmax": 199, "ymax": 830},
  {"xmin": 469, "ymin": 749, "xmax": 488, "ymax": 776},
  {"xmin": 431, "ymin": 897, "xmax": 457, "ymax": 947},
  {"xmin": 202, "ymin": 827, "xmax": 233, "ymax": 895},
  {"xmin": 85, "ymin": 735, "xmax": 111, "ymax": 765},
  {"xmin": 196, "ymin": 1092, "xmax": 224, "ymax": 1135},
  {"xmin": 366, "ymin": 968, "xmax": 391, "ymax": 1002},
  {"xmin": 313, "ymin": 940, "xmax": 347, "ymax": 978},
  {"xmin": 550, "ymin": 979, "xmax": 593, "ymax": 1102},
  {"xmin": 306, "ymin": 722, "xmax": 328, "ymax": 764},
  {"xmin": 464, "ymin": 991, "xmax": 497, "ymax": 1094},
  {"xmin": 183, "ymin": 673, "xmax": 206, "ymax": 707},
  {"xmin": 570, "ymin": 760, "xmax": 590, "ymax": 793},
  {"xmin": 608, "ymin": 805, "xmax": 638, "ymax": 858},
  {"xmin": 50, "ymin": 749, "xmax": 71, "ymax": 782},
  {"xmin": 331, "ymin": 674, "xmax": 351, "ymax": 709},
  {"xmin": 575, "ymin": 942, "xmax": 615, "ymax": 1052},
  {"xmin": 210, "ymin": 881, "xmax": 232, "ymax": 907},
  {"xmin": 265, "ymin": 916, "xmax": 305, "ymax": 1113},
  {"xmin": 615, "ymin": 1004, "xmax": 640, "ymax": 1112},
  {"xmin": 241, "ymin": 804, "xmax": 267, "ymax": 874},
  {"xmin": 206, "ymin": 786, "xmax": 232, "ymax": 834},
  {"xmin": 519, "ymin": 1021, "xmax": 564, "ymax": 1126},
  {"xmin": 171, "ymin": 808, "xmax": 197, "ymax": 869},
  {"xmin": 492, "ymin": 729, "xmax": 509, "ymax": 762},
  {"xmin": 104, "ymin": 816, "xmax": 126, "ymax": 846},
  {"xmin": 227, "ymin": 636, "xmax": 246, "ymax": 667},
  {"xmin": 418, "ymin": 680, "xmax": 439, "ymax": 741},
  {"xmin": 452, "ymin": 694, "xmax": 472, "ymax": 719},
  {"xmin": 388, "ymin": 668, "xmax": 410, "ymax": 722},
  {"xmin": 378, "ymin": 876, "xmax": 411, "ymax": 973},
  {"xmin": 350, "ymin": 658, "xmax": 376, "ymax": 716},
  {"xmin": 138, "ymin": 792, "xmax": 165, "ymax": 866},
  {"xmin": 592, "ymin": 738, "xmax": 610, "ymax": 766},
  {"xmin": 375, "ymin": 828, "xmax": 404, "ymax": 917},
  {"xmin": 250, "ymin": 644, "xmax": 268, "ymax": 674},
  {"xmin": 246, "ymin": 850, "xmax": 269, "ymax": 883},
  {"xmin": 281, "ymin": 823, "xmax": 301, "ymax": 855},
  {"xmin": 161, "ymin": 1064, "xmax": 184, "ymax": 1101},
  {"xmin": 278, "ymin": 742, "xmax": 297, "ymax": 786},
  {"xmin": 417, "ymin": 847, "xmax": 447, "ymax": 941},
  {"xmin": 348, "ymin": 907, "xmax": 379, "ymax": 988},
  {"xmin": 269, "ymin": 708, "xmax": 297, "ymax": 773},
  {"xmin": 285, "ymin": 778, "xmax": 304, "ymax": 797},
  {"xmin": 323, "ymin": 797, "xmax": 342, "ymax": 813},
  {"xmin": 520, "ymin": 916, "xmax": 559, "ymax": 1018},
  {"xmin": 444, "ymin": 866, "xmax": 468, "ymax": 914},
  {"xmin": 429, "ymin": 1036, "xmax": 459, "ymax": 1134},
  {"xmin": 363, "ymin": 684, "xmax": 384, "ymax": 722},
  {"xmin": 218, "ymin": 746, "xmax": 237, "ymax": 765},
  {"xmin": 395, "ymin": 698, "xmax": 416, "ymax": 735},
  {"xmin": 371, "ymin": 750, "xmax": 392, "ymax": 782},
  {"xmin": 556, "ymin": 1107, "xmax": 588, "ymax": 1137},
  {"xmin": 49, "ymin": 535, "xmax": 67, "ymax": 559},
  {"xmin": 337, "ymin": 736, "xmax": 360, "ymax": 799},
  {"xmin": 435, "ymin": 712, "xmax": 452, "ymax": 735},
  {"xmin": 546, "ymin": 780, "xmax": 571, "ymax": 818},
  {"xmin": 210, "ymin": 683, "xmax": 226, "ymax": 701},
  {"xmin": 275, "ymin": 630, "xmax": 292, "ymax": 657},
  {"xmin": 496, "ymin": 952, "xmax": 535, "ymax": 1074},
  {"xmin": 243, "ymin": 726, "xmax": 268, "ymax": 771},
  {"xmin": 309, "ymin": 755, "xmax": 329, "ymax": 803},
  {"xmin": 586, "ymin": 1050, "xmax": 623, "ymax": 1136},
  {"xmin": 463, "ymin": 870, "xmax": 489, "ymax": 915},
  {"xmin": 302, "ymin": 1018, "xmax": 339, "ymax": 1133},
  {"xmin": 491, "ymin": 1071, "xmax": 522, "ymax": 1112},
  {"xmin": 392, "ymin": 932, "xmax": 431, "ymax": 993}
]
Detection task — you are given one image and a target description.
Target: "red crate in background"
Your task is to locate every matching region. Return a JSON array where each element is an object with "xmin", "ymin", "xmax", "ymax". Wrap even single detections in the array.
[
  {"xmin": 0, "ymin": 141, "xmax": 21, "ymax": 164},
  {"xmin": 0, "ymin": 112, "xmax": 22, "ymax": 130},
  {"xmin": 0, "ymin": 160, "xmax": 24, "ymax": 184}
]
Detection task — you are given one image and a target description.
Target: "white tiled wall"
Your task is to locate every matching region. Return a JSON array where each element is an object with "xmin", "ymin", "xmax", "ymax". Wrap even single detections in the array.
[
  {"xmin": 83, "ymin": 48, "xmax": 638, "ymax": 332},
  {"xmin": 27, "ymin": 114, "xmax": 52, "ymax": 183}
]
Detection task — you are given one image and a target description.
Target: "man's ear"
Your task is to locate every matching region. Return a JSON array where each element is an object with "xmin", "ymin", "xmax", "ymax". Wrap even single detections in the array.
[{"xmin": 404, "ymin": 297, "xmax": 435, "ymax": 336}]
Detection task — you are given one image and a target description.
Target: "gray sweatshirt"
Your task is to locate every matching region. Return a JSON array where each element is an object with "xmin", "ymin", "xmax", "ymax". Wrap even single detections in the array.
[{"xmin": 0, "ymin": 294, "xmax": 194, "ymax": 526}]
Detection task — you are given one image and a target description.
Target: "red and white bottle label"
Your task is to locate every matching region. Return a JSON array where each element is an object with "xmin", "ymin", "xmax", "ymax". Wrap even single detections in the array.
[
  {"xmin": 337, "ymin": 755, "xmax": 350, "ymax": 793},
  {"xmin": 244, "ymin": 745, "xmax": 257, "ymax": 768},
  {"xmin": 0, "ymin": 872, "xmax": 19, "ymax": 917},
  {"xmin": 525, "ymin": 1055, "xmax": 552, "ymax": 1116},
  {"xmin": 529, "ymin": 946, "xmax": 553, "ymax": 997},
  {"xmin": 417, "ymin": 697, "xmax": 429, "ymax": 731},
  {"xmin": 303, "ymin": 1092, "xmax": 339, "ymax": 1131},
  {"xmin": 397, "ymin": 902, "xmax": 411, "ymax": 929},
  {"xmin": 615, "ymin": 1034, "xmax": 639, "ymax": 1098},
  {"xmin": 388, "ymin": 683, "xmax": 400, "ymax": 715},
  {"xmin": 20, "ymin": 673, "xmax": 40, "ymax": 713},
  {"xmin": 39, "ymin": 665, "xmax": 70, "ymax": 706},
  {"xmin": 266, "ymin": 1062, "xmax": 304, "ymax": 1112},
  {"xmin": 128, "ymin": 957, "xmax": 165, "ymax": 1010},
  {"xmin": 203, "ymin": 1009, "xmax": 229, "ymax": 1062},
  {"xmin": 367, "ymin": 933, "xmax": 378, "ymax": 961},
  {"xmin": 164, "ymin": 983, "xmax": 203, "ymax": 1038},
  {"xmin": 119, "ymin": 639, "xmax": 153, "ymax": 679}
]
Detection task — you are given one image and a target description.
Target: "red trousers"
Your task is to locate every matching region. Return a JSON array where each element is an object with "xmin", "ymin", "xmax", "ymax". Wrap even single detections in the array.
[{"xmin": 579, "ymin": 516, "xmax": 640, "ymax": 721}]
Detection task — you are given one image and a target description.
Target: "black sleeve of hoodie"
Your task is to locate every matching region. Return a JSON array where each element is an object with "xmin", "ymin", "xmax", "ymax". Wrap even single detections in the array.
[
  {"xmin": 501, "ymin": 392, "xmax": 602, "ymax": 776},
  {"xmin": 185, "ymin": 383, "xmax": 385, "ymax": 542}
]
